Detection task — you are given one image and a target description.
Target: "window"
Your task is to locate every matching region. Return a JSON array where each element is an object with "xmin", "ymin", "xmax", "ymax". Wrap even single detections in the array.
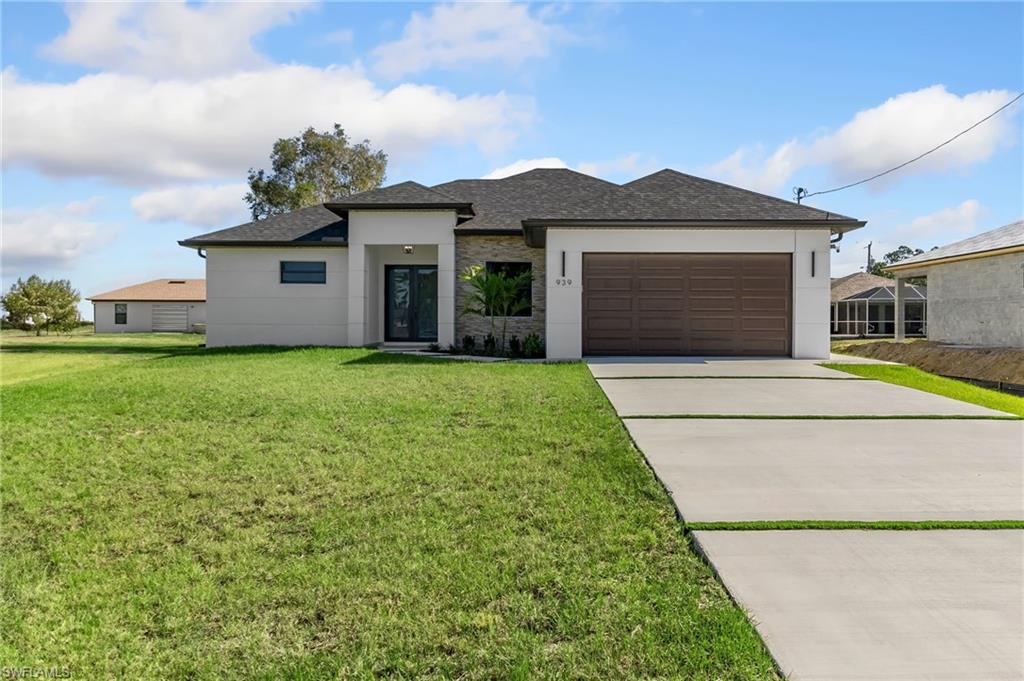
[
  {"xmin": 114, "ymin": 303, "xmax": 127, "ymax": 325},
  {"xmin": 280, "ymin": 261, "xmax": 327, "ymax": 284},
  {"xmin": 485, "ymin": 261, "xmax": 532, "ymax": 316}
]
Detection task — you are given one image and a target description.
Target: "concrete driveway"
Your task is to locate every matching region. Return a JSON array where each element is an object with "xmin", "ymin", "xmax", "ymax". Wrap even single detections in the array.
[
  {"xmin": 626, "ymin": 418, "xmax": 1024, "ymax": 521},
  {"xmin": 590, "ymin": 357, "xmax": 1023, "ymax": 680},
  {"xmin": 696, "ymin": 530, "xmax": 1024, "ymax": 681}
]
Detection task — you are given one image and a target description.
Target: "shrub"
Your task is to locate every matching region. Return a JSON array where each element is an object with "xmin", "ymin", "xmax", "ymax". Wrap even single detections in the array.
[
  {"xmin": 508, "ymin": 335, "xmax": 522, "ymax": 357},
  {"xmin": 523, "ymin": 333, "xmax": 543, "ymax": 358},
  {"xmin": 462, "ymin": 335, "xmax": 476, "ymax": 353},
  {"xmin": 483, "ymin": 334, "xmax": 497, "ymax": 355},
  {"xmin": 427, "ymin": 343, "xmax": 442, "ymax": 352}
]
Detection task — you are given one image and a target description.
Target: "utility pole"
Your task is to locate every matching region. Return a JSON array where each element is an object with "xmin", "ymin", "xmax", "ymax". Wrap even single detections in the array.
[{"xmin": 865, "ymin": 242, "xmax": 874, "ymax": 272}]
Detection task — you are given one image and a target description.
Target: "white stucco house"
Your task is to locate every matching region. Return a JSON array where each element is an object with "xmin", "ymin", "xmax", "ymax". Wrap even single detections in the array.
[
  {"xmin": 886, "ymin": 219, "xmax": 1023, "ymax": 347},
  {"xmin": 179, "ymin": 168, "xmax": 865, "ymax": 359},
  {"xmin": 88, "ymin": 279, "xmax": 206, "ymax": 333}
]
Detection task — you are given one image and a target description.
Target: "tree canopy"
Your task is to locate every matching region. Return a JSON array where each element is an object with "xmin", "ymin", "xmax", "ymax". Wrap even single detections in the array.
[
  {"xmin": 2, "ymin": 276, "xmax": 81, "ymax": 335},
  {"xmin": 245, "ymin": 124, "xmax": 388, "ymax": 220},
  {"xmin": 868, "ymin": 245, "xmax": 925, "ymax": 278}
]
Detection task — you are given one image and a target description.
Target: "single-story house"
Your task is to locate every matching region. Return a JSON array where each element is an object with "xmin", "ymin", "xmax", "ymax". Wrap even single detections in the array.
[
  {"xmin": 179, "ymin": 168, "xmax": 865, "ymax": 359},
  {"xmin": 88, "ymin": 279, "xmax": 206, "ymax": 333},
  {"xmin": 886, "ymin": 220, "xmax": 1023, "ymax": 347},
  {"xmin": 830, "ymin": 271, "xmax": 927, "ymax": 337}
]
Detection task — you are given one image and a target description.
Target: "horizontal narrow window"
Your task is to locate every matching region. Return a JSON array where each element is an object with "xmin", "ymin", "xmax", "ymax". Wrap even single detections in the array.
[
  {"xmin": 485, "ymin": 261, "xmax": 532, "ymax": 317},
  {"xmin": 114, "ymin": 303, "xmax": 127, "ymax": 325},
  {"xmin": 280, "ymin": 261, "xmax": 327, "ymax": 284}
]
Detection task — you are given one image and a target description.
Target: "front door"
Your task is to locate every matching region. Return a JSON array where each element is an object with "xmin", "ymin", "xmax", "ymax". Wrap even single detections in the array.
[{"xmin": 385, "ymin": 265, "xmax": 438, "ymax": 342}]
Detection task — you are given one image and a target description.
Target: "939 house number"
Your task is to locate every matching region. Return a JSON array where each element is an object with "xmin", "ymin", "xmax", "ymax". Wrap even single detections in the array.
[{"xmin": 554, "ymin": 278, "xmax": 573, "ymax": 286}]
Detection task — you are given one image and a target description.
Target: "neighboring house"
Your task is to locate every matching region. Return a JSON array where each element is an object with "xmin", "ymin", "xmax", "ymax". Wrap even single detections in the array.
[
  {"xmin": 179, "ymin": 168, "xmax": 865, "ymax": 358},
  {"xmin": 886, "ymin": 220, "xmax": 1023, "ymax": 347},
  {"xmin": 830, "ymin": 272, "xmax": 927, "ymax": 337},
  {"xmin": 88, "ymin": 279, "xmax": 206, "ymax": 333}
]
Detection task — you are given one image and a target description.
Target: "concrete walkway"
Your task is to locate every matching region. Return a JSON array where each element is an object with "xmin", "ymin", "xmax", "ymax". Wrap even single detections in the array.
[{"xmin": 590, "ymin": 357, "xmax": 1023, "ymax": 680}]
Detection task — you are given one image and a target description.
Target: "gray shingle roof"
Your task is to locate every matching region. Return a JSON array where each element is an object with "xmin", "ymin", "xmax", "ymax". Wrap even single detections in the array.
[
  {"xmin": 326, "ymin": 181, "xmax": 470, "ymax": 209},
  {"xmin": 616, "ymin": 169, "xmax": 859, "ymax": 222},
  {"xmin": 890, "ymin": 220, "xmax": 1024, "ymax": 269},
  {"xmin": 180, "ymin": 205, "xmax": 347, "ymax": 246},
  {"xmin": 437, "ymin": 168, "xmax": 859, "ymax": 230},
  {"xmin": 433, "ymin": 169, "xmax": 621, "ymax": 231},
  {"xmin": 182, "ymin": 168, "xmax": 864, "ymax": 247}
]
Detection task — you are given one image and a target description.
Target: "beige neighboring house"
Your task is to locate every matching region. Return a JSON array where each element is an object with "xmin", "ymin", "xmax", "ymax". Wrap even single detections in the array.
[
  {"xmin": 886, "ymin": 220, "xmax": 1023, "ymax": 347},
  {"xmin": 88, "ymin": 279, "xmax": 206, "ymax": 333}
]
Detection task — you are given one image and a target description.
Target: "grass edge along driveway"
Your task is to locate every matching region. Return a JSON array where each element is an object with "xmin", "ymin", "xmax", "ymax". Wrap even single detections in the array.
[
  {"xmin": 1, "ymin": 334, "xmax": 779, "ymax": 679},
  {"xmin": 823, "ymin": 362, "xmax": 1024, "ymax": 417}
]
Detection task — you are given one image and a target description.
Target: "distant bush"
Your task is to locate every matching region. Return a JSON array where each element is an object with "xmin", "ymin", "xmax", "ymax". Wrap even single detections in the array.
[{"xmin": 1, "ymin": 276, "xmax": 81, "ymax": 336}]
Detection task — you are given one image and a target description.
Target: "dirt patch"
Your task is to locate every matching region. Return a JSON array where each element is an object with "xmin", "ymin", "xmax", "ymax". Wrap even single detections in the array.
[{"xmin": 833, "ymin": 340, "xmax": 1024, "ymax": 385}]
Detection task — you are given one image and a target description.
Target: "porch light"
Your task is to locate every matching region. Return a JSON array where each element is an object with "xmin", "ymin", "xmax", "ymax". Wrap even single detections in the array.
[{"xmin": 403, "ymin": 245, "xmax": 414, "ymax": 254}]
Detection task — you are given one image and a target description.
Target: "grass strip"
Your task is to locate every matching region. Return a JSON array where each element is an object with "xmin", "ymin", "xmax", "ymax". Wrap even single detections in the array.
[
  {"xmin": 688, "ymin": 520, "xmax": 1024, "ymax": 531},
  {"xmin": 824, "ymin": 363, "xmax": 1024, "ymax": 417}
]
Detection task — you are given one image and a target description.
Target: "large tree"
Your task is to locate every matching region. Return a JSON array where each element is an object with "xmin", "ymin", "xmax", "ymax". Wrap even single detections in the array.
[
  {"xmin": 245, "ymin": 124, "xmax": 388, "ymax": 220},
  {"xmin": 1, "ymin": 276, "xmax": 81, "ymax": 335},
  {"xmin": 868, "ymin": 245, "xmax": 925, "ymax": 278}
]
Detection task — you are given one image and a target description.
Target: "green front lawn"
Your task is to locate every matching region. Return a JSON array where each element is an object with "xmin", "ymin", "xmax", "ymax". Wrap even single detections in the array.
[
  {"xmin": 825, "ymin": 363, "xmax": 1024, "ymax": 417},
  {"xmin": 1, "ymin": 334, "xmax": 778, "ymax": 679}
]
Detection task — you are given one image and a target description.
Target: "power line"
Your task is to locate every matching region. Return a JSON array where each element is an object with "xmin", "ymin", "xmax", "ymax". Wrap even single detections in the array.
[{"xmin": 795, "ymin": 91, "xmax": 1024, "ymax": 202}]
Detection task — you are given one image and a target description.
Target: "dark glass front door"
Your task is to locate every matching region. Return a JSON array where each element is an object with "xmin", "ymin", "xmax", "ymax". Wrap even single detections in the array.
[{"xmin": 385, "ymin": 265, "xmax": 438, "ymax": 342}]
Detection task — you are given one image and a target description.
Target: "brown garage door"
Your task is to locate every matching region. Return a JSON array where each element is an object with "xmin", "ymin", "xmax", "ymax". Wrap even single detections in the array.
[{"xmin": 582, "ymin": 253, "xmax": 791, "ymax": 356}]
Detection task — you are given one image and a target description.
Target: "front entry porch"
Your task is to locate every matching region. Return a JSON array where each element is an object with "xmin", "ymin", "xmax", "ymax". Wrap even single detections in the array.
[{"xmin": 346, "ymin": 237, "xmax": 456, "ymax": 348}]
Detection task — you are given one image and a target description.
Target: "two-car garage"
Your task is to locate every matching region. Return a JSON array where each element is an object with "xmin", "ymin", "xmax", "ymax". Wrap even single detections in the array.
[{"xmin": 581, "ymin": 253, "xmax": 792, "ymax": 356}]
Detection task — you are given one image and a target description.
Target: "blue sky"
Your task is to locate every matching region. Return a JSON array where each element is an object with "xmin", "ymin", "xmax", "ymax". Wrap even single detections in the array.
[{"xmin": 3, "ymin": 2, "xmax": 1021, "ymax": 318}]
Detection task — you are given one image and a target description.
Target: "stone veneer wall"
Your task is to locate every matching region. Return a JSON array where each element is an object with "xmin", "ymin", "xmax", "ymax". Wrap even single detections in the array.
[{"xmin": 454, "ymin": 234, "xmax": 546, "ymax": 345}]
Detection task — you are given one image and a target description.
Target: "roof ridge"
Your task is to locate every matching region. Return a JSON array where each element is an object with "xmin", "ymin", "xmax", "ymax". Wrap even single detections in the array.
[
  {"xmin": 495, "ymin": 167, "xmax": 622, "ymax": 187},
  {"xmin": 380, "ymin": 180, "xmax": 463, "ymax": 202}
]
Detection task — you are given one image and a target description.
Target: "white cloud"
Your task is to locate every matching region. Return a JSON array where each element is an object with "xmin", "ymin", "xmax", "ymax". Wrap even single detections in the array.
[
  {"xmin": 712, "ymin": 86, "xmax": 1020, "ymax": 194},
  {"xmin": 373, "ymin": 2, "xmax": 572, "ymax": 78},
  {"xmin": 2, "ymin": 65, "xmax": 531, "ymax": 184},
  {"xmin": 1, "ymin": 199, "xmax": 119, "ymax": 268},
  {"xmin": 44, "ymin": 1, "xmax": 314, "ymax": 78},
  {"xmin": 888, "ymin": 199, "xmax": 984, "ymax": 243},
  {"xmin": 484, "ymin": 153, "xmax": 657, "ymax": 180},
  {"xmin": 131, "ymin": 183, "xmax": 250, "ymax": 227},
  {"xmin": 831, "ymin": 199, "xmax": 985, "ymax": 276},
  {"xmin": 483, "ymin": 157, "xmax": 568, "ymax": 179}
]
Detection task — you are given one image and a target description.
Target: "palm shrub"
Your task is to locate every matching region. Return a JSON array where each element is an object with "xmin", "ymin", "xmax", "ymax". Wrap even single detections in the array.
[{"xmin": 458, "ymin": 265, "xmax": 533, "ymax": 354}]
